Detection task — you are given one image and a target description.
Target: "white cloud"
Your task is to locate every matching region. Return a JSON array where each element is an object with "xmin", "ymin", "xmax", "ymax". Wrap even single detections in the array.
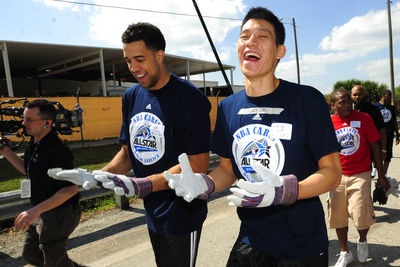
[
  {"xmin": 280, "ymin": 2, "xmax": 400, "ymax": 82},
  {"xmin": 356, "ymin": 57, "xmax": 400, "ymax": 86},
  {"xmin": 319, "ymin": 3, "xmax": 400, "ymax": 54},
  {"xmin": 34, "ymin": 0, "xmax": 81, "ymax": 11},
  {"xmin": 86, "ymin": 0, "xmax": 244, "ymax": 62}
]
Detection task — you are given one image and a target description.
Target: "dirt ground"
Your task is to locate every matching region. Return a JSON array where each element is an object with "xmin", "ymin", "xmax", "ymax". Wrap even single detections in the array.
[{"xmin": 0, "ymin": 201, "xmax": 145, "ymax": 267}]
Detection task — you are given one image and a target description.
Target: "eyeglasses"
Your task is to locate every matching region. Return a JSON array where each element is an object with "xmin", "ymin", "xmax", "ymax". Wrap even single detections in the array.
[{"xmin": 22, "ymin": 117, "xmax": 45, "ymax": 123}]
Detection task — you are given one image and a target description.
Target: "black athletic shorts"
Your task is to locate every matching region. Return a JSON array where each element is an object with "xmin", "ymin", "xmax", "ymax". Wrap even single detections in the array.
[
  {"xmin": 226, "ymin": 239, "xmax": 328, "ymax": 267},
  {"xmin": 148, "ymin": 228, "xmax": 202, "ymax": 267}
]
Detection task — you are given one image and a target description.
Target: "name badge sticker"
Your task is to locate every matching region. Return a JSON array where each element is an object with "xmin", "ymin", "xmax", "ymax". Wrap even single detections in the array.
[
  {"xmin": 350, "ymin": 121, "xmax": 361, "ymax": 128},
  {"xmin": 271, "ymin": 123, "xmax": 292, "ymax": 140},
  {"xmin": 21, "ymin": 179, "xmax": 31, "ymax": 198}
]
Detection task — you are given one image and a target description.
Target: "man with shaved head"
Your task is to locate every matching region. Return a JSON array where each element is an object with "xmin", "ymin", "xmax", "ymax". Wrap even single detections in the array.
[{"xmin": 351, "ymin": 85, "xmax": 386, "ymax": 176}]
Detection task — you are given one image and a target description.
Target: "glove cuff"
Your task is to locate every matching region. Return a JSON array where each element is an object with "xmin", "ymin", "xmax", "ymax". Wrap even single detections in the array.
[
  {"xmin": 272, "ymin": 174, "xmax": 298, "ymax": 205},
  {"xmin": 131, "ymin": 177, "xmax": 153, "ymax": 198},
  {"xmin": 198, "ymin": 174, "xmax": 215, "ymax": 200}
]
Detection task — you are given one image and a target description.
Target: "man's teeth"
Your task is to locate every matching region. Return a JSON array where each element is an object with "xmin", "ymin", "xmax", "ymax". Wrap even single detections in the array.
[
  {"xmin": 136, "ymin": 74, "xmax": 145, "ymax": 78},
  {"xmin": 246, "ymin": 53, "xmax": 260, "ymax": 59}
]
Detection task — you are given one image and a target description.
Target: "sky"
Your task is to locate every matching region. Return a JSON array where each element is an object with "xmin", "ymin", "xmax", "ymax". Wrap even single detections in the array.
[{"xmin": 0, "ymin": 0, "xmax": 399, "ymax": 95}]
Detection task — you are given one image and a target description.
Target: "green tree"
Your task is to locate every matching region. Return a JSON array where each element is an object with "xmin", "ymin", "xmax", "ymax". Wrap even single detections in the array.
[
  {"xmin": 395, "ymin": 85, "xmax": 400, "ymax": 102},
  {"xmin": 332, "ymin": 79, "xmax": 388, "ymax": 103}
]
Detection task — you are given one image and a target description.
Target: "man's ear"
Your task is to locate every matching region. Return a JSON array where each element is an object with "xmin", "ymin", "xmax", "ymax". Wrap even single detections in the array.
[
  {"xmin": 155, "ymin": 50, "xmax": 165, "ymax": 65},
  {"xmin": 277, "ymin": 44, "xmax": 286, "ymax": 60}
]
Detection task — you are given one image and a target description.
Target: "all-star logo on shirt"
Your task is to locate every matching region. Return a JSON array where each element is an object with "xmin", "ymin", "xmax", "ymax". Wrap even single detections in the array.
[
  {"xmin": 129, "ymin": 112, "xmax": 165, "ymax": 165},
  {"xmin": 335, "ymin": 126, "xmax": 360, "ymax": 156},
  {"xmin": 145, "ymin": 104, "xmax": 152, "ymax": 110},
  {"xmin": 232, "ymin": 124, "xmax": 285, "ymax": 182},
  {"xmin": 380, "ymin": 108, "xmax": 392, "ymax": 123}
]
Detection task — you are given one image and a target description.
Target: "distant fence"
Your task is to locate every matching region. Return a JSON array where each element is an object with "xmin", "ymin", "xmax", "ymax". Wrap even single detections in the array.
[{"xmin": 0, "ymin": 154, "xmax": 220, "ymax": 221}]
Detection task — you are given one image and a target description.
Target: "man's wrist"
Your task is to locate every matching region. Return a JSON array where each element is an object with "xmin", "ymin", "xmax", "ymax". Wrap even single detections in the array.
[
  {"xmin": 382, "ymin": 149, "xmax": 387, "ymax": 153},
  {"xmin": 272, "ymin": 175, "xmax": 298, "ymax": 205}
]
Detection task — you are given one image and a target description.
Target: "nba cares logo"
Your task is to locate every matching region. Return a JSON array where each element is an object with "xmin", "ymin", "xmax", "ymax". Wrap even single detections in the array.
[
  {"xmin": 130, "ymin": 112, "xmax": 165, "ymax": 165},
  {"xmin": 232, "ymin": 124, "xmax": 285, "ymax": 182}
]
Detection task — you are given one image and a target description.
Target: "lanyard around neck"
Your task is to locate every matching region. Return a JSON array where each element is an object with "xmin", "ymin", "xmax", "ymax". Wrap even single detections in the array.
[{"xmin": 26, "ymin": 142, "xmax": 40, "ymax": 179}]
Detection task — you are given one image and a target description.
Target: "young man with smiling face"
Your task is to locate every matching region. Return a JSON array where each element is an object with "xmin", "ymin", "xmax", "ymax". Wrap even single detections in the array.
[
  {"xmin": 165, "ymin": 7, "xmax": 342, "ymax": 267},
  {"xmin": 329, "ymin": 88, "xmax": 390, "ymax": 266},
  {"xmin": 96, "ymin": 23, "xmax": 212, "ymax": 267}
]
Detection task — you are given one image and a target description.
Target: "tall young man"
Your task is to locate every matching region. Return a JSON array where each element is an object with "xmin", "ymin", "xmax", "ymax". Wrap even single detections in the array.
[
  {"xmin": 374, "ymin": 90, "xmax": 400, "ymax": 175},
  {"xmin": 165, "ymin": 7, "xmax": 342, "ymax": 267},
  {"xmin": 329, "ymin": 88, "xmax": 390, "ymax": 266},
  {"xmin": 50, "ymin": 22, "xmax": 211, "ymax": 267},
  {"xmin": 0, "ymin": 99, "xmax": 81, "ymax": 266}
]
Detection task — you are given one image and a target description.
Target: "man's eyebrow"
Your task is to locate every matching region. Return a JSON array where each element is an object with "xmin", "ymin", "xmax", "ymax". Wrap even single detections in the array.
[
  {"xmin": 241, "ymin": 27, "xmax": 273, "ymax": 35},
  {"xmin": 124, "ymin": 55, "xmax": 145, "ymax": 60}
]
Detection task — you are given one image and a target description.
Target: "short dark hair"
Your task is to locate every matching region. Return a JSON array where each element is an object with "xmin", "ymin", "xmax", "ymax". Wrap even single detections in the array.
[
  {"xmin": 25, "ymin": 99, "xmax": 57, "ymax": 122},
  {"xmin": 330, "ymin": 88, "xmax": 349, "ymax": 103},
  {"xmin": 381, "ymin": 89, "xmax": 391, "ymax": 97},
  {"xmin": 121, "ymin": 22, "xmax": 166, "ymax": 52},
  {"xmin": 241, "ymin": 7, "xmax": 285, "ymax": 46}
]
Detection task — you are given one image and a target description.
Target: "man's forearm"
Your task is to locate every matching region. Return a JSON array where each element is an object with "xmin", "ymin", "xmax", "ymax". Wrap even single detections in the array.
[
  {"xmin": 298, "ymin": 151, "xmax": 342, "ymax": 200},
  {"xmin": 371, "ymin": 142, "xmax": 384, "ymax": 178},
  {"xmin": 379, "ymin": 128, "xmax": 387, "ymax": 150},
  {"xmin": 31, "ymin": 185, "xmax": 78, "ymax": 217},
  {"xmin": 0, "ymin": 147, "xmax": 26, "ymax": 175},
  {"xmin": 208, "ymin": 157, "xmax": 237, "ymax": 192},
  {"xmin": 102, "ymin": 145, "xmax": 132, "ymax": 174}
]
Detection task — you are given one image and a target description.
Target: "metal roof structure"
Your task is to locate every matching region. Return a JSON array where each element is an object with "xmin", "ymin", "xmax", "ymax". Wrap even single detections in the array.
[{"xmin": 0, "ymin": 40, "xmax": 235, "ymax": 97}]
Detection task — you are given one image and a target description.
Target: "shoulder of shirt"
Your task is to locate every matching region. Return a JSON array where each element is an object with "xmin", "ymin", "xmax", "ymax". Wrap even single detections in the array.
[{"xmin": 353, "ymin": 109, "xmax": 372, "ymax": 120}]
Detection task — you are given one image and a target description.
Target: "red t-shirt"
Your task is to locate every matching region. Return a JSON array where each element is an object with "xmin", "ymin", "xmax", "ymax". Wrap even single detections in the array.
[{"xmin": 331, "ymin": 110, "xmax": 381, "ymax": 175}]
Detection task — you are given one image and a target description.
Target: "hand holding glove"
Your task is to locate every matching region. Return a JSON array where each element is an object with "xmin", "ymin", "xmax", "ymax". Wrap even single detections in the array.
[
  {"xmin": 164, "ymin": 153, "xmax": 215, "ymax": 202},
  {"xmin": 227, "ymin": 160, "xmax": 298, "ymax": 208},
  {"xmin": 47, "ymin": 168, "xmax": 99, "ymax": 190}
]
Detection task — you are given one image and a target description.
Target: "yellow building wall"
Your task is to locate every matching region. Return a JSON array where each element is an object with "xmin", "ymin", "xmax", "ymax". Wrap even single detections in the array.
[{"xmin": 1, "ymin": 96, "xmax": 225, "ymax": 141}]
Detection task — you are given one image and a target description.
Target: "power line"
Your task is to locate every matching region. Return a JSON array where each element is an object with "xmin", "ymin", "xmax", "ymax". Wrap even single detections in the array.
[{"xmin": 50, "ymin": 0, "xmax": 242, "ymax": 21}]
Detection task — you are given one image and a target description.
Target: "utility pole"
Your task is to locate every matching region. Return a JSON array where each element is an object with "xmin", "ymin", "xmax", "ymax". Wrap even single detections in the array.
[
  {"xmin": 292, "ymin": 18, "xmax": 300, "ymax": 84},
  {"xmin": 387, "ymin": 0, "xmax": 396, "ymax": 103}
]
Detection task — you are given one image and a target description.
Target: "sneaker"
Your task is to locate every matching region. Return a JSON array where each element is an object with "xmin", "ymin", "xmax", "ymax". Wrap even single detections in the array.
[
  {"xmin": 371, "ymin": 167, "xmax": 377, "ymax": 178},
  {"xmin": 335, "ymin": 251, "xmax": 353, "ymax": 267},
  {"xmin": 357, "ymin": 238, "xmax": 368, "ymax": 262}
]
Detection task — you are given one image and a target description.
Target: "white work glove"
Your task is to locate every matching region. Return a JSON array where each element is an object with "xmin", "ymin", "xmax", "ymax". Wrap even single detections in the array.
[
  {"xmin": 47, "ymin": 168, "xmax": 99, "ymax": 190},
  {"xmin": 164, "ymin": 153, "xmax": 215, "ymax": 202},
  {"xmin": 227, "ymin": 160, "xmax": 298, "ymax": 208},
  {"xmin": 386, "ymin": 176, "xmax": 399, "ymax": 198},
  {"xmin": 93, "ymin": 171, "xmax": 152, "ymax": 198},
  {"xmin": 48, "ymin": 168, "xmax": 152, "ymax": 198}
]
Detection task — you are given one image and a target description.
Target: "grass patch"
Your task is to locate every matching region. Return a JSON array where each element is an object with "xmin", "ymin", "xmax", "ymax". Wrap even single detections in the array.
[{"xmin": 80, "ymin": 194, "xmax": 116, "ymax": 213}]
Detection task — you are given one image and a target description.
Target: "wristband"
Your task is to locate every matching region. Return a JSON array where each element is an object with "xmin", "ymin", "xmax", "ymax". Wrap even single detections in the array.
[
  {"xmin": 272, "ymin": 174, "xmax": 299, "ymax": 205},
  {"xmin": 382, "ymin": 149, "xmax": 387, "ymax": 153}
]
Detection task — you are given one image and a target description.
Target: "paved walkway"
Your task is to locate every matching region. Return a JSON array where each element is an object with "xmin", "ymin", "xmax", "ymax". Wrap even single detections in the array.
[
  {"xmin": 70, "ymin": 142, "xmax": 400, "ymax": 267},
  {"xmin": 2, "ymin": 139, "xmax": 399, "ymax": 267}
]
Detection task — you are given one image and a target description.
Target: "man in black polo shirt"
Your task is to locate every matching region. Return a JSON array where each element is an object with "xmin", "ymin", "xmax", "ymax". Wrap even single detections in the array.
[
  {"xmin": 351, "ymin": 85, "xmax": 387, "ymax": 177},
  {"xmin": 0, "ymin": 99, "xmax": 81, "ymax": 267}
]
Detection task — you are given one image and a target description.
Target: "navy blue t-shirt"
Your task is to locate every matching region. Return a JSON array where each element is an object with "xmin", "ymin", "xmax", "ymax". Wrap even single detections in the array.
[
  {"xmin": 212, "ymin": 79, "xmax": 340, "ymax": 260},
  {"xmin": 374, "ymin": 102, "xmax": 396, "ymax": 134},
  {"xmin": 119, "ymin": 73, "xmax": 211, "ymax": 236}
]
